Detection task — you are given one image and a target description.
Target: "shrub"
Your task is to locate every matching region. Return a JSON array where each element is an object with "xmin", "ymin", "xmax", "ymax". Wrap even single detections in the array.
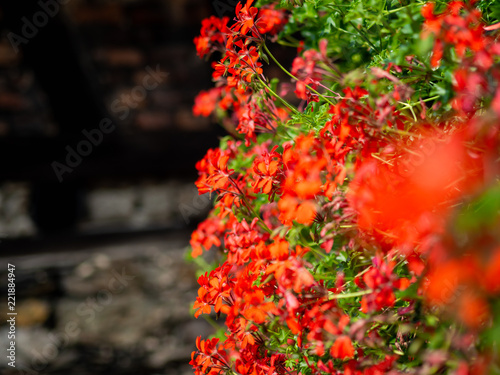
[{"xmin": 189, "ymin": 1, "xmax": 500, "ymax": 374}]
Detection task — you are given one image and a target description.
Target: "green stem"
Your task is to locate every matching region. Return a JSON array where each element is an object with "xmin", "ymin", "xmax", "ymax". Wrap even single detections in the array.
[
  {"xmin": 313, "ymin": 273, "xmax": 338, "ymax": 281},
  {"xmin": 328, "ymin": 289, "xmax": 373, "ymax": 300},
  {"xmin": 348, "ymin": 20, "xmax": 381, "ymax": 54},
  {"xmin": 203, "ymin": 315, "xmax": 223, "ymax": 330},
  {"xmin": 261, "ymin": 43, "xmax": 335, "ymax": 106},
  {"xmin": 231, "ymin": 177, "xmax": 273, "ymax": 235},
  {"xmin": 398, "ymin": 95, "xmax": 440, "ymax": 109},
  {"xmin": 257, "ymin": 76, "xmax": 300, "ymax": 116},
  {"xmin": 384, "ymin": 2, "xmax": 419, "ymax": 15},
  {"xmin": 307, "ymin": 245, "xmax": 326, "ymax": 260},
  {"xmin": 277, "ymin": 40, "xmax": 299, "ymax": 48},
  {"xmin": 326, "ymin": 2, "xmax": 381, "ymax": 54},
  {"xmin": 398, "ymin": 95, "xmax": 440, "ymax": 121},
  {"xmin": 371, "ymin": 153, "xmax": 394, "ymax": 166}
]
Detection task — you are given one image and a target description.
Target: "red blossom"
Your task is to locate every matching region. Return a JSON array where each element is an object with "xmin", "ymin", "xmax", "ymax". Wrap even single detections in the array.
[
  {"xmin": 251, "ymin": 146, "xmax": 284, "ymax": 198},
  {"xmin": 190, "ymin": 1, "xmax": 500, "ymax": 374},
  {"xmin": 348, "ymin": 130, "xmax": 484, "ymax": 247},
  {"xmin": 194, "ymin": 16, "xmax": 229, "ymax": 58},
  {"xmin": 195, "ymin": 147, "xmax": 234, "ymax": 194},
  {"xmin": 256, "ymin": 6, "xmax": 288, "ymax": 35},
  {"xmin": 330, "ymin": 335, "xmax": 355, "ymax": 360},
  {"xmin": 190, "ymin": 216, "xmax": 227, "ymax": 258},
  {"xmin": 193, "ymin": 87, "xmax": 223, "ymax": 117}
]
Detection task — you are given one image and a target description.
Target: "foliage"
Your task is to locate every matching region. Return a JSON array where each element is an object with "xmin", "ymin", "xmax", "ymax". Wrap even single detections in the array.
[{"xmin": 189, "ymin": 1, "xmax": 500, "ymax": 374}]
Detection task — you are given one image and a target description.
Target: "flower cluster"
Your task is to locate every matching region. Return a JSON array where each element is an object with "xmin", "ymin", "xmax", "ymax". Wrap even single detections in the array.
[
  {"xmin": 422, "ymin": 1, "xmax": 500, "ymax": 116},
  {"xmin": 189, "ymin": 1, "xmax": 500, "ymax": 374}
]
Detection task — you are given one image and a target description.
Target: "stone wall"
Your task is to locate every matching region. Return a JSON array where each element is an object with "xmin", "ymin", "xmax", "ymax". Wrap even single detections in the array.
[{"xmin": 0, "ymin": 232, "xmax": 213, "ymax": 374}]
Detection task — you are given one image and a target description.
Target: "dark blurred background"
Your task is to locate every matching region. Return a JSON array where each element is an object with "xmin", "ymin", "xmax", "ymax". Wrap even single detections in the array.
[
  {"xmin": 0, "ymin": 0, "xmax": 227, "ymax": 240},
  {"xmin": 0, "ymin": 1, "xmax": 235, "ymax": 374}
]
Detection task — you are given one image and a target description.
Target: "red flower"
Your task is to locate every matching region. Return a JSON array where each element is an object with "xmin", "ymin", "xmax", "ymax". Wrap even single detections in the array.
[
  {"xmin": 233, "ymin": 0, "xmax": 259, "ymax": 38},
  {"xmin": 218, "ymin": 43, "xmax": 263, "ymax": 88},
  {"xmin": 483, "ymin": 248, "xmax": 500, "ymax": 294},
  {"xmin": 458, "ymin": 291, "xmax": 490, "ymax": 328},
  {"xmin": 190, "ymin": 336, "xmax": 229, "ymax": 375},
  {"xmin": 194, "ymin": 263, "xmax": 234, "ymax": 317},
  {"xmin": 193, "ymin": 87, "xmax": 222, "ymax": 117},
  {"xmin": 359, "ymin": 255, "xmax": 410, "ymax": 313},
  {"xmin": 225, "ymin": 218, "xmax": 269, "ymax": 265},
  {"xmin": 194, "ymin": 16, "xmax": 229, "ymax": 58},
  {"xmin": 251, "ymin": 146, "xmax": 284, "ymax": 197},
  {"xmin": 195, "ymin": 148, "xmax": 234, "ymax": 194},
  {"xmin": 348, "ymin": 131, "xmax": 484, "ymax": 247},
  {"xmin": 278, "ymin": 196, "xmax": 317, "ymax": 226},
  {"xmin": 190, "ymin": 216, "xmax": 226, "ymax": 258},
  {"xmin": 256, "ymin": 6, "xmax": 288, "ymax": 35},
  {"xmin": 291, "ymin": 43, "xmax": 327, "ymax": 101},
  {"xmin": 431, "ymin": 38, "xmax": 444, "ymax": 68},
  {"xmin": 330, "ymin": 335, "xmax": 355, "ymax": 359}
]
